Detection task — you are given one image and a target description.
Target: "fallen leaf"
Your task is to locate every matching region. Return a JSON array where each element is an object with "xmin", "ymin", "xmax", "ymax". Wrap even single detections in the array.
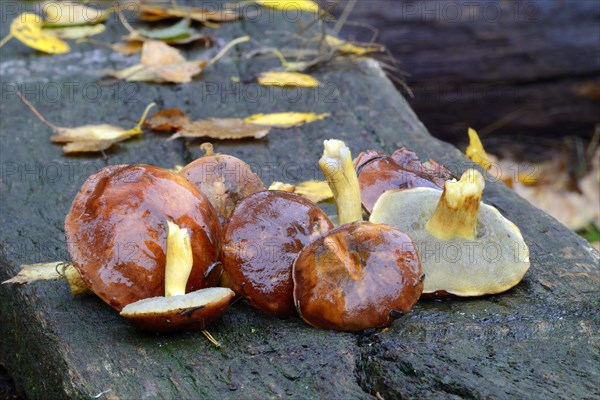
[
  {"xmin": 269, "ymin": 182, "xmax": 296, "ymax": 192},
  {"xmin": 466, "ymin": 127, "xmax": 492, "ymax": 170},
  {"xmin": 112, "ymin": 41, "xmax": 144, "ymax": 55},
  {"xmin": 44, "ymin": 24, "xmax": 106, "ymax": 40},
  {"xmin": 295, "ymin": 180, "xmax": 333, "ymax": 203},
  {"xmin": 172, "ymin": 118, "xmax": 271, "ymax": 140},
  {"xmin": 144, "ymin": 109, "xmax": 190, "ymax": 131},
  {"xmin": 255, "ymin": 0, "xmax": 320, "ymax": 13},
  {"xmin": 258, "ymin": 71, "xmax": 320, "ymax": 88},
  {"xmin": 244, "ymin": 112, "xmax": 329, "ymax": 128},
  {"xmin": 139, "ymin": 4, "xmax": 240, "ymax": 23},
  {"xmin": 42, "ymin": 1, "xmax": 111, "ymax": 26},
  {"xmin": 325, "ymin": 35, "xmax": 384, "ymax": 56},
  {"xmin": 102, "ymin": 40, "xmax": 207, "ymax": 83},
  {"xmin": 16, "ymin": 91, "xmax": 155, "ymax": 154},
  {"xmin": 134, "ymin": 18, "xmax": 193, "ymax": 41},
  {"xmin": 2, "ymin": 262, "xmax": 67, "ymax": 285},
  {"xmin": 1, "ymin": 13, "xmax": 70, "ymax": 54}
]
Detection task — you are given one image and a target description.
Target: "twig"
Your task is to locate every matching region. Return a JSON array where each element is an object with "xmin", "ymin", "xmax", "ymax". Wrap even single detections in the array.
[
  {"xmin": 333, "ymin": 0, "xmax": 357, "ymax": 35},
  {"xmin": 206, "ymin": 35, "xmax": 250, "ymax": 68},
  {"xmin": 15, "ymin": 91, "xmax": 60, "ymax": 132}
]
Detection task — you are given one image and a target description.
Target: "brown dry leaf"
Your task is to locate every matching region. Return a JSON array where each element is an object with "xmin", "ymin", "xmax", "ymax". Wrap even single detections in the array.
[
  {"xmin": 139, "ymin": 4, "xmax": 240, "ymax": 23},
  {"xmin": 112, "ymin": 41, "xmax": 143, "ymax": 55},
  {"xmin": 172, "ymin": 118, "xmax": 270, "ymax": 140},
  {"xmin": 295, "ymin": 180, "xmax": 333, "ymax": 203},
  {"xmin": 244, "ymin": 112, "xmax": 329, "ymax": 128},
  {"xmin": 102, "ymin": 40, "xmax": 206, "ymax": 83},
  {"xmin": 144, "ymin": 109, "xmax": 190, "ymax": 131}
]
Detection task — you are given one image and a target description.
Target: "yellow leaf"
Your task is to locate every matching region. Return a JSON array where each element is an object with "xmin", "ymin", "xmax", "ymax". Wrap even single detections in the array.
[
  {"xmin": 466, "ymin": 127, "xmax": 492, "ymax": 170},
  {"xmin": 2, "ymin": 262, "xmax": 66, "ymax": 285},
  {"xmin": 325, "ymin": 35, "xmax": 384, "ymax": 56},
  {"xmin": 255, "ymin": 0, "xmax": 320, "ymax": 13},
  {"xmin": 172, "ymin": 118, "xmax": 271, "ymax": 140},
  {"xmin": 9, "ymin": 13, "xmax": 70, "ymax": 54},
  {"xmin": 295, "ymin": 180, "xmax": 333, "ymax": 203},
  {"xmin": 42, "ymin": 1, "xmax": 110, "ymax": 26},
  {"xmin": 269, "ymin": 182, "xmax": 296, "ymax": 192},
  {"xmin": 44, "ymin": 24, "xmax": 106, "ymax": 40},
  {"xmin": 244, "ymin": 112, "xmax": 329, "ymax": 128},
  {"xmin": 258, "ymin": 71, "xmax": 320, "ymax": 88}
]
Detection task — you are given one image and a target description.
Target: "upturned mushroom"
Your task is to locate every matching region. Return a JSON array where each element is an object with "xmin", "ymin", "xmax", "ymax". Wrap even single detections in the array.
[
  {"xmin": 370, "ymin": 169, "xmax": 530, "ymax": 297},
  {"xmin": 121, "ymin": 221, "xmax": 234, "ymax": 335},
  {"xmin": 354, "ymin": 148, "xmax": 454, "ymax": 213},
  {"xmin": 179, "ymin": 143, "xmax": 265, "ymax": 222},
  {"xmin": 222, "ymin": 190, "xmax": 334, "ymax": 316},
  {"xmin": 65, "ymin": 164, "xmax": 222, "ymax": 311},
  {"xmin": 293, "ymin": 140, "xmax": 424, "ymax": 331}
]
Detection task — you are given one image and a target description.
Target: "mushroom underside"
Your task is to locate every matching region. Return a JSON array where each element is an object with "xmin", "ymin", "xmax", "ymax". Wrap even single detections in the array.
[{"xmin": 370, "ymin": 187, "xmax": 530, "ymax": 296}]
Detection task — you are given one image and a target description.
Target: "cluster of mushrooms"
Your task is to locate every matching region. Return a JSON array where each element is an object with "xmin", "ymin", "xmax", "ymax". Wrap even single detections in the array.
[{"xmin": 60, "ymin": 139, "xmax": 530, "ymax": 335}]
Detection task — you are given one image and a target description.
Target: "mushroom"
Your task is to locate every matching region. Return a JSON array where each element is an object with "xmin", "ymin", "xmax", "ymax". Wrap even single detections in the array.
[
  {"xmin": 354, "ymin": 148, "xmax": 454, "ymax": 213},
  {"xmin": 369, "ymin": 169, "xmax": 530, "ymax": 297},
  {"xmin": 65, "ymin": 164, "xmax": 222, "ymax": 311},
  {"xmin": 222, "ymin": 190, "xmax": 334, "ymax": 316},
  {"xmin": 121, "ymin": 221, "xmax": 234, "ymax": 335},
  {"xmin": 179, "ymin": 143, "xmax": 265, "ymax": 222},
  {"xmin": 292, "ymin": 140, "xmax": 424, "ymax": 331}
]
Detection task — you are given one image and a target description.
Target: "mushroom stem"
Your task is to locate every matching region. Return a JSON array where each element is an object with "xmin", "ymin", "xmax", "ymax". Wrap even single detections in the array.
[
  {"xmin": 164, "ymin": 221, "xmax": 193, "ymax": 297},
  {"xmin": 426, "ymin": 169, "xmax": 485, "ymax": 241},
  {"xmin": 319, "ymin": 139, "xmax": 363, "ymax": 225},
  {"xmin": 64, "ymin": 264, "xmax": 90, "ymax": 296}
]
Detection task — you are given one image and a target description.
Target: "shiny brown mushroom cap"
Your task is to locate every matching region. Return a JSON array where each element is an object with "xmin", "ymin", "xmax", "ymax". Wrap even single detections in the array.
[
  {"xmin": 120, "ymin": 287, "xmax": 234, "ymax": 333},
  {"xmin": 180, "ymin": 153, "xmax": 265, "ymax": 222},
  {"xmin": 222, "ymin": 190, "xmax": 334, "ymax": 316},
  {"xmin": 354, "ymin": 149, "xmax": 451, "ymax": 213},
  {"xmin": 65, "ymin": 165, "xmax": 221, "ymax": 311},
  {"xmin": 293, "ymin": 221, "xmax": 423, "ymax": 332}
]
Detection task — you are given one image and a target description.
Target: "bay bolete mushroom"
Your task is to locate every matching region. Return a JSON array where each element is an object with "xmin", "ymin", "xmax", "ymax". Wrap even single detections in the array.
[
  {"xmin": 370, "ymin": 169, "xmax": 530, "ymax": 297},
  {"xmin": 65, "ymin": 164, "xmax": 222, "ymax": 311},
  {"xmin": 354, "ymin": 148, "xmax": 454, "ymax": 213},
  {"xmin": 121, "ymin": 221, "xmax": 234, "ymax": 334},
  {"xmin": 293, "ymin": 140, "xmax": 424, "ymax": 331},
  {"xmin": 179, "ymin": 143, "xmax": 265, "ymax": 222},
  {"xmin": 222, "ymin": 190, "xmax": 333, "ymax": 316}
]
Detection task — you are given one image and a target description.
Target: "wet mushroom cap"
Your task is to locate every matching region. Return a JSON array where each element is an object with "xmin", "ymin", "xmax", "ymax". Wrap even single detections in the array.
[
  {"xmin": 121, "ymin": 287, "xmax": 234, "ymax": 333},
  {"xmin": 370, "ymin": 187, "xmax": 530, "ymax": 296},
  {"xmin": 222, "ymin": 190, "xmax": 334, "ymax": 316},
  {"xmin": 180, "ymin": 154, "xmax": 265, "ymax": 222},
  {"xmin": 293, "ymin": 221, "xmax": 423, "ymax": 332},
  {"xmin": 354, "ymin": 149, "xmax": 451, "ymax": 213},
  {"xmin": 65, "ymin": 165, "xmax": 221, "ymax": 311}
]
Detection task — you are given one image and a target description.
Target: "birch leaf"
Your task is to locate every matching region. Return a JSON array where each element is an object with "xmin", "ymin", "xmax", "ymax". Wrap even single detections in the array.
[
  {"xmin": 466, "ymin": 127, "xmax": 492, "ymax": 170},
  {"xmin": 244, "ymin": 112, "xmax": 329, "ymax": 128},
  {"xmin": 255, "ymin": 0, "xmax": 320, "ymax": 12},
  {"xmin": 140, "ymin": 5, "xmax": 240, "ymax": 23},
  {"xmin": 6, "ymin": 13, "xmax": 70, "ymax": 54},
  {"xmin": 325, "ymin": 35, "xmax": 384, "ymax": 56},
  {"xmin": 258, "ymin": 71, "xmax": 320, "ymax": 88},
  {"xmin": 45, "ymin": 24, "xmax": 106, "ymax": 40},
  {"xmin": 295, "ymin": 180, "xmax": 333, "ymax": 203},
  {"xmin": 172, "ymin": 118, "xmax": 270, "ymax": 140},
  {"xmin": 42, "ymin": 1, "xmax": 111, "ymax": 27}
]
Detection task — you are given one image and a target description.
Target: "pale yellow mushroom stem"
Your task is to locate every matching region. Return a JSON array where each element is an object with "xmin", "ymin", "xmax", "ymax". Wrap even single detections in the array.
[
  {"xmin": 64, "ymin": 264, "xmax": 90, "ymax": 296},
  {"xmin": 319, "ymin": 139, "xmax": 363, "ymax": 225},
  {"xmin": 426, "ymin": 169, "xmax": 485, "ymax": 241},
  {"xmin": 164, "ymin": 221, "xmax": 193, "ymax": 297}
]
